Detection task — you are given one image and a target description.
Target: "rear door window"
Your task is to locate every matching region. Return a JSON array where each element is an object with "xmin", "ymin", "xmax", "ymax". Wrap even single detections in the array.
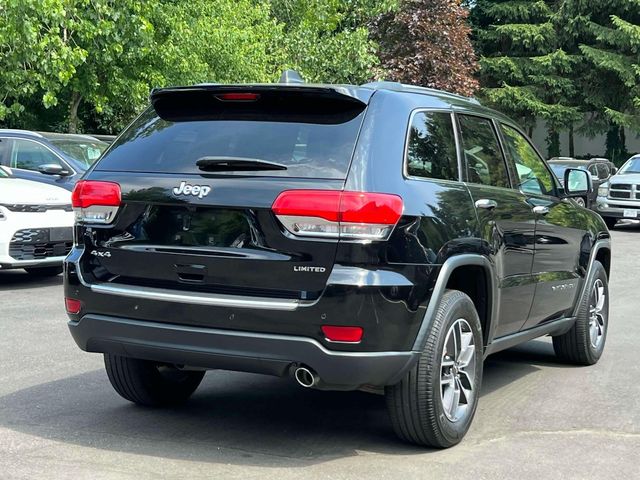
[
  {"xmin": 405, "ymin": 111, "xmax": 458, "ymax": 181},
  {"xmin": 458, "ymin": 115, "xmax": 510, "ymax": 188},
  {"xmin": 95, "ymin": 107, "xmax": 365, "ymax": 179}
]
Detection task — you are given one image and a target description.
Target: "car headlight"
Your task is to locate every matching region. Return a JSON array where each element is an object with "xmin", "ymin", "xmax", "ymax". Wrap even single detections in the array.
[{"xmin": 598, "ymin": 184, "xmax": 609, "ymax": 197}]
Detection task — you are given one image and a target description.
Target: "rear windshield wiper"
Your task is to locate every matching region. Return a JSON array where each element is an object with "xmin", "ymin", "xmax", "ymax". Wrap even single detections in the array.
[{"xmin": 196, "ymin": 156, "xmax": 288, "ymax": 172}]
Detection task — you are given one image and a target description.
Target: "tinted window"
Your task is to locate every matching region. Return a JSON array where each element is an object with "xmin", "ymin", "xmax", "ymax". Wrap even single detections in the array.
[
  {"xmin": 596, "ymin": 163, "xmax": 609, "ymax": 179},
  {"xmin": 500, "ymin": 124, "xmax": 554, "ymax": 196},
  {"xmin": 406, "ymin": 111, "xmax": 458, "ymax": 180},
  {"xmin": 9, "ymin": 139, "xmax": 63, "ymax": 171},
  {"xmin": 95, "ymin": 107, "xmax": 365, "ymax": 178},
  {"xmin": 458, "ymin": 115, "xmax": 509, "ymax": 188}
]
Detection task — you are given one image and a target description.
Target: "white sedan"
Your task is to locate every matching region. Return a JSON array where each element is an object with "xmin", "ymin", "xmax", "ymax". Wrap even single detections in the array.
[{"xmin": 0, "ymin": 166, "xmax": 74, "ymax": 276}]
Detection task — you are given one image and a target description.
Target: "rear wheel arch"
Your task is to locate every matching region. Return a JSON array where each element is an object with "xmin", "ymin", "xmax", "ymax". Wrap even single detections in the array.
[
  {"xmin": 446, "ymin": 264, "xmax": 492, "ymax": 347},
  {"xmin": 413, "ymin": 255, "xmax": 497, "ymax": 353},
  {"xmin": 595, "ymin": 247, "xmax": 611, "ymax": 278}
]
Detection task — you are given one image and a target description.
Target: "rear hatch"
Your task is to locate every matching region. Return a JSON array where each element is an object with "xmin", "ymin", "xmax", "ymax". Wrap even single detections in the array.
[{"xmin": 76, "ymin": 85, "xmax": 370, "ymax": 300}]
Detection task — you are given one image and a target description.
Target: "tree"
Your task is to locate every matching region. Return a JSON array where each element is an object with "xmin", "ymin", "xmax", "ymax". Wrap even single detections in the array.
[
  {"xmin": 559, "ymin": 0, "xmax": 640, "ymax": 163},
  {"xmin": 373, "ymin": 0, "xmax": 479, "ymax": 97},
  {"xmin": 471, "ymin": 1, "xmax": 582, "ymax": 155},
  {"xmin": 155, "ymin": 0, "xmax": 283, "ymax": 86},
  {"xmin": 268, "ymin": 0, "xmax": 393, "ymax": 84},
  {"xmin": 0, "ymin": 0, "xmax": 159, "ymax": 133}
]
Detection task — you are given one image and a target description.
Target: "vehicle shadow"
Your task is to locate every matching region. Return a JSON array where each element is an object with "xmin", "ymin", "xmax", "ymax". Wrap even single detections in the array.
[
  {"xmin": 0, "ymin": 270, "xmax": 62, "ymax": 291},
  {"xmin": 0, "ymin": 340, "xmax": 567, "ymax": 465}
]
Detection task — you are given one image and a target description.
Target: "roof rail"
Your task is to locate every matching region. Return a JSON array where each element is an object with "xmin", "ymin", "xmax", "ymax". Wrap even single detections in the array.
[
  {"xmin": 0, "ymin": 129, "xmax": 44, "ymax": 138},
  {"xmin": 361, "ymin": 81, "xmax": 481, "ymax": 105}
]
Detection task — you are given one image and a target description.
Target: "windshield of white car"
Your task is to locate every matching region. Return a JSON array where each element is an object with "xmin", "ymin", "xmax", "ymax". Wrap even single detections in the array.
[{"xmin": 619, "ymin": 158, "xmax": 640, "ymax": 174}]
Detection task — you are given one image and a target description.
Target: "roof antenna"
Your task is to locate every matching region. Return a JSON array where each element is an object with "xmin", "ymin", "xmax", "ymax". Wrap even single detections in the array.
[{"xmin": 279, "ymin": 70, "xmax": 304, "ymax": 84}]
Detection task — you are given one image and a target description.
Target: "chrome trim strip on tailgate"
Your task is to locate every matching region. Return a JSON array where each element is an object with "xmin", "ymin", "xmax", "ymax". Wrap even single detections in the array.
[{"xmin": 89, "ymin": 282, "xmax": 308, "ymax": 311}]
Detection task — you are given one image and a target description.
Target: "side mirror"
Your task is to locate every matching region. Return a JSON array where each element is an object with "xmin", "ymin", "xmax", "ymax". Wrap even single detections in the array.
[
  {"xmin": 612, "ymin": 167, "xmax": 618, "ymax": 174},
  {"xmin": 38, "ymin": 164, "xmax": 70, "ymax": 176},
  {"xmin": 0, "ymin": 165, "xmax": 12, "ymax": 176},
  {"xmin": 564, "ymin": 168, "xmax": 592, "ymax": 196}
]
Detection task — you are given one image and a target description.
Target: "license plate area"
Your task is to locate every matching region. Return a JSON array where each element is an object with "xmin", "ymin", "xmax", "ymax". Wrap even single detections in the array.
[
  {"xmin": 623, "ymin": 209, "xmax": 638, "ymax": 219},
  {"xmin": 50, "ymin": 227, "xmax": 73, "ymax": 242}
]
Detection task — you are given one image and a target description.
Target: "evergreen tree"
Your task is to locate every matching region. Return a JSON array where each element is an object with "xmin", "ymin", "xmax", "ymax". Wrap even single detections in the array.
[
  {"xmin": 559, "ymin": 0, "xmax": 640, "ymax": 163},
  {"xmin": 472, "ymin": 0, "xmax": 582, "ymax": 155}
]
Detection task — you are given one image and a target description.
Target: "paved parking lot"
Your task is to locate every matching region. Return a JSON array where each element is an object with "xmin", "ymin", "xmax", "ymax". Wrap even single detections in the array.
[{"xmin": 1, "ymin": 226, "xmax": 639, "ymax": 480}]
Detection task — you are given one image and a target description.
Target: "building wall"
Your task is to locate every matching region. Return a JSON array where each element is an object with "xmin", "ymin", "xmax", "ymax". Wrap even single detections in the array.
[{"xmin": 531, "ymin": 120, "xmax": 640, "ymax": 160}]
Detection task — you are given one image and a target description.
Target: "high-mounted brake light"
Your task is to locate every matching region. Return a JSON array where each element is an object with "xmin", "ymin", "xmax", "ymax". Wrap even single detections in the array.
[
  {"xmin": 71, "ymin": 180, "xmax": 121, "ymax": 224},
  {"xmin": 272, "ymin": 190, "xmax": 403, "ymax": 241},
  {"xmin": 215, "ymin": 92, "xmax": 261, "ymax": 102}
]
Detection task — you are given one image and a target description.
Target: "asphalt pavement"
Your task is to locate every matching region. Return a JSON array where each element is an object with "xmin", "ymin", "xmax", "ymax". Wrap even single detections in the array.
[{"xmin": 1, "ymin": 226, "xmax": 639, "ymax": 480}]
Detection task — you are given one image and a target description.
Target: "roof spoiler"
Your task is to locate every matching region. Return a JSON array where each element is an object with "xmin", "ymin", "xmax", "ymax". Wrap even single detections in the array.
[{"xmin": 150, "ymin": 85, "xmax": 367, "ymax": 124}]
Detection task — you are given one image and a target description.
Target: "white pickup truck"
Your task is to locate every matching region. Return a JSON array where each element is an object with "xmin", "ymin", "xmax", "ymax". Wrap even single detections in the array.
[{"xmin": 595, "ymin": 155, "xmax": 640, "ymax": 229}]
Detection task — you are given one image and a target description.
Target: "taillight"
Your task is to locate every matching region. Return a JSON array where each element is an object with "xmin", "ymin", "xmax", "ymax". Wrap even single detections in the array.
[
  {"xmin": 71, "ymin": 180, "xmax": 121, "ymax": 224},
  {"xmin": 272, "ymin": 190, "xmax": 403, "ymax": 240}
]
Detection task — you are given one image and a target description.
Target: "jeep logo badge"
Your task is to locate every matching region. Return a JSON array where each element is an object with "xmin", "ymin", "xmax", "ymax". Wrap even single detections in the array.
[{"xmin": 173, "ymin": 181, "xmax": 211, "ymax": 199}]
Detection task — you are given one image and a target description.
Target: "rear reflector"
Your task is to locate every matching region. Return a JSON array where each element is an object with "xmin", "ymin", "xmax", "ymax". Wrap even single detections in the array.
[
  {"xmin": 321, "ymin": 325, "xmax": 363, "ymax": 343},
  {"xmin": 65, "ymin": 298, "xmax": 82, "ymax": 314},
  {"xmin": 71, "ymin": 180, "xmax": 121, "ymax": 224},
  {"xmin": 272, "ymin": 190, "xmax": 403, "ymax": 240}
]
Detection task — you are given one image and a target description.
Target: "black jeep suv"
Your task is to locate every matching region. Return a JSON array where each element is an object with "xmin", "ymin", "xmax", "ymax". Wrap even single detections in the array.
[{"xmin": 64, "ymin": 80, "xmax": 611, "ymax": 448}]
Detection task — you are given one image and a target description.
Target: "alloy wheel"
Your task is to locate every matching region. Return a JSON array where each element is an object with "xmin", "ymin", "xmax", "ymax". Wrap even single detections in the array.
[
  {"xmin": 589, "ymin": 279, "xmax": 607, "ymax": 348},
  {"xmin": 440, "ymin": 318, "xmax": 477, "ymax": 422}
]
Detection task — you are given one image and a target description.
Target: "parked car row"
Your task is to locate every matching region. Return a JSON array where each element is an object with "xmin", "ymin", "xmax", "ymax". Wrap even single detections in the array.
[
  {"xmin": 0, "ymin": 129, "xmax": 110, "ymax": 191},
  {"xmin": 0, "ymin": 129, "xmax": 113, "ymax": 275}
]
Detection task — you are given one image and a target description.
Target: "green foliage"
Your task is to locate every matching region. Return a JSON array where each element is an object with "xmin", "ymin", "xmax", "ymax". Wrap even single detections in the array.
[
  {"xmin": 557, "ymin": 0, "xmax": 640, "ymax": 162},
  {"xmin": 268, "ymin": 0, "xmax": 393, "ymax": 83},
  {"xmin": 0, "ymin": 0, "xmax": 388, "ymax": 132},
  {"xmin": 473, "ymin": 0, "xmax": 582, "ymax": 144}
]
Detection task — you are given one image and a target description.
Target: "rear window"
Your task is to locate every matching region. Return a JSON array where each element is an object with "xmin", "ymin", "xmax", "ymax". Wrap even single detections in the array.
[{"xmin": 95, "ymin": 107, "xmax": 365, "ymax": 178}]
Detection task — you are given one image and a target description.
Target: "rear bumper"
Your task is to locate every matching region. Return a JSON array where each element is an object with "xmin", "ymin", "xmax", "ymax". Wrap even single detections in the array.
[{"xmin": 68, "ymin": 314, "xmax": 418, "ymax": 389}]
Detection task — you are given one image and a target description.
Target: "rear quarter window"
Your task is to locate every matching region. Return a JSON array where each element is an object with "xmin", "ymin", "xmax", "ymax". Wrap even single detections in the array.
[
  {"xmin": 94, "ymin": 107, "xmax": 365, "ymax": 179},
  {"xmin": 405, "ymin": 111, "xmax": 458, "ymax": 181}
]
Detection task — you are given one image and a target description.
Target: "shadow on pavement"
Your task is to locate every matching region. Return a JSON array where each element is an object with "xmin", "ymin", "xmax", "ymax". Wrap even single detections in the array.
[
  {"xmin": 0, "ymin": 270, "xmax": 62, "ymax": 291},
  {"xmin": 0, "ymin": 340, "xmax": 562, "ymax": 465}
]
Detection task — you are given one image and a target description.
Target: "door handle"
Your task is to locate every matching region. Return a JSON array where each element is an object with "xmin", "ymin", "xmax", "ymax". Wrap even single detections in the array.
[
  {"xmin": 532, "ymin": 206, "xmax": 550, "ymax": 215},
  {"xmin": 475, "ymin": 199, "xmax": 498, "ymax": 210}
]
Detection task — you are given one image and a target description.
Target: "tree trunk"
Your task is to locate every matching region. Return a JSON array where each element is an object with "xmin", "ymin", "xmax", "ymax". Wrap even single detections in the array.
[
  {"xmin": 605, "ymin": 124, "xmax": 626, "ymax": 165},
  {"xmin": 68, "ymin": 92, "xmax": 81, "ymax": 133},
  {"xmin": 569, "ymin": 124, "xmax": 575, "ymax": 158},
  {"xmin": 546, "ymin": 128, "xmax": 560, "ymax": 158}
]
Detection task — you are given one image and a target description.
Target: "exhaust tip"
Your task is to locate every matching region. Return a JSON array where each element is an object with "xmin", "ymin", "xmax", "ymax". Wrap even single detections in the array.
[{"xmin": 294, "ymin": 366, "xmax": 317, "ymax": 388}]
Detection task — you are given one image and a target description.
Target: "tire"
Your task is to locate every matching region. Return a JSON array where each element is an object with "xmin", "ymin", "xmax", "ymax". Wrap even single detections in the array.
[
  {"xmin": 603, "ymin": 217, "xmax": 617, "ymax": 230},
  {"xmin": 24, "ymin": 266, "xmax": 63, "ymax": 277},
  {"xmin": 552, "ymin": 260, "xmax": 609, "ymax": 365},
  {"xmin": 104, "ymin": 354, "xmax": 205, "ymax": 407},
  {"xmin": 385, "ymin": 290, "xmax": 483, "ymax": 448}
]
